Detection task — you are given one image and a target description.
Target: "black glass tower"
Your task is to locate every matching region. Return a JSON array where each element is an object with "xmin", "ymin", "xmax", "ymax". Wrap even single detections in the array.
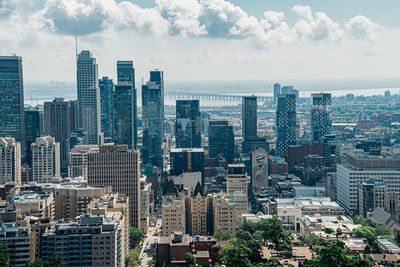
[
  {"xmin": 208, "ymin": 120, "xmax": 235, "ymax": 163},
  {"xmin": 276, "ymin": 94, "xmax": 296, "ymax": 160},
  {"xmin": 175, "ymin": 100, "xmax": 201, "ymax": 148},
  {"xmin": 99, "ymin": 77, "xmax": 114, "ymax": 139}
]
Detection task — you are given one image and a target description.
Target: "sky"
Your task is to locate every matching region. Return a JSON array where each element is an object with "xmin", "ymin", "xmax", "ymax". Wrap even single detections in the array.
[{"xmin": 1, "ymin": 0, "xmax": 400, "ymax": 84}]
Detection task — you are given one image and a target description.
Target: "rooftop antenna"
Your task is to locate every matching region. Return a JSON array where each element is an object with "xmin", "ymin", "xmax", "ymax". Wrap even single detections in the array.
[{"xmin": 74, "ymin": 28, "xmax": 78, "ymax": 59}]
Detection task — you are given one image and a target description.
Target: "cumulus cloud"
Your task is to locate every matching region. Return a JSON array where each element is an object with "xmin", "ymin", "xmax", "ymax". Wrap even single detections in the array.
[
  {"xmin": 0, "ymin": 0, "xmax": 14, "ymax": 18},
  {"xmin": 345, "ymin": 15, "xmax": 380, "ymax": 40},
  {"xmin": 9, "ymin": 0, "xmax": 381, "ymax": 46}
]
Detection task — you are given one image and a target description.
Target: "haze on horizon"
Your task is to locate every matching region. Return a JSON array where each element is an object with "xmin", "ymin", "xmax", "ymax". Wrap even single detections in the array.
[{"xmin": 1, "ymin": 0, "xmax": 400, "ymax": 85}]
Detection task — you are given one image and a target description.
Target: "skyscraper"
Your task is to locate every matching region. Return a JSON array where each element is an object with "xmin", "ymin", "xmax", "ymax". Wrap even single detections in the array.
[
  {"xmin": 276, "ymin": 94, "xmax": 296, "ymax": 159},
  {"xmin": 311, "ymin": 93, "xmax": 332, "ymax": 144},
  {"xmin": 24, "ymin": 109, "xmax": 41, "ymax": 167},
  {"xmin": 99, "ymin": 77, "xmax": 114, "ymax": 139},
  {"xmin": 0, "ymin": 137, "xmax": 21, "ymax": 184},
  {"xmin": 142, "ymin": 70, "xmax": 164, "ymax": 168},
  {"xmin": 175, "ymin": 100, "xmax": 201, "ymax": 148},
  {"xmin": 44, "ymin": 98, "xmax": 77, "ymax": 175},
  {"xmin": 208, "ymin": 120, "xmax": 235, "ymax": 163},
  {"xmin": 242, "ymin": 96, "xmax": 257, "ymax": 154},
  {"xmin": 273, "ymin": 83, "xmax": 281, "ymax": 104},
  {"xmin": 114, "ymin": 84, "xmax": 134, "ymax": 148},
  {"xmin": 31, "ymin": 136, "xmax": 61, "ymax": 183},
  {"xmin": 0, "ymin": 56, "xmax": 25, "ymax": 156},
  {"xmin": 76, "ymin": 50, "xmax": 102, "ymax": 145},
  {"xmin": 116, "ymin": 61, "xmax": 137, "ymax": 149},
  {"xmin": 87, "ymin": 144, "xmax": 140, "ymax": 227}
]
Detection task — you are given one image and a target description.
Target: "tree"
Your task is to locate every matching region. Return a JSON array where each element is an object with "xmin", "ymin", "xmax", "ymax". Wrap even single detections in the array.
[
  {"xmin": 262, "ymin": 217, "xmax": 292, "ymax": 252},
  {"xmin": 335, "ymin": 228, "xmax": 342, "ymax": 241},
  {"xmin": 185, "ymin": 252, "xmax": 196, "ymax": 267},
  {"xmin": 0, "ymin": 241, "xmax": 9, "ymax": 267},
  {"xmin": 395, "ymin": 229, "xmax": 400, "ymax": 246},
  {"xmin": 374, "ymin": 223, "xmax": 391, "ymax": 236},
  {"xmin": 125, "ymin": 250, "xmax": 140, "ymax": 267},
  {"xmin": 353, "ymin": 225, "xmax": 379, "ymax": 252},
  {"xmin": 213, "ymin": 231, "xmax": 233, "ymax": 241},
  {"xmin": 219, "ymin": 238, "xmax": 252, "ymax": 267},
  {"xmin": 129, "ymin": 227, "xmax": 145, "ymax": 249},
  {"xmin": 304, "ymin": 233, "xmax": 321, "ymax": 246}
]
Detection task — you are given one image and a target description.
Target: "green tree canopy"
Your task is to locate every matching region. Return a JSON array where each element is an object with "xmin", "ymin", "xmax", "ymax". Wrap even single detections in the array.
[{"xmin": 129, "ymin": 227, "xmax": 145, "ymax": 249}]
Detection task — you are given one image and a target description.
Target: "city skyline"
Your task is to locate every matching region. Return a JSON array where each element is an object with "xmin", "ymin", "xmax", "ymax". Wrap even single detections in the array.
[{"xmin": 1, "ymin": 0, "xmax": 400, "ymax": 84}]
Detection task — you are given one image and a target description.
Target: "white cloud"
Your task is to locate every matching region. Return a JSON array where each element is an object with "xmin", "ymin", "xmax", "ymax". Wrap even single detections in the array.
[
  {"xmin": 2, "ymin": 0, "xmax": 383, "ymax": 48},
  {"xmin": 345, "ymin": 15, "xmax": 380, "ymax": 40}
]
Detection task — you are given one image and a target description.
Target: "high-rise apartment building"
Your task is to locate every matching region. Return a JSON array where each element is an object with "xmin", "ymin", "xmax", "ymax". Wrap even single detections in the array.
[
  {"xmin": 208, "ymin": 120, "xmax": 235, "ymax": 163},
  {"xmin": 0, "ymin": 224, "xmax": 34, "ymax": 267},
  {"xmin": 31, "ymin": 136, "xmax": 60, "ymax": 183},
  {"xmin": 162, "ymin": 199, "xmax": 186, "ymax": 236},
  {"xmin": 87, "ymin": 144, "xmax": 140, "ymax": 227},
  {"xmin": 44, "ymin": 98, "xmax": 77, "ymax": 175},
  {"xmin": 227, "ymin": 164, "xmax": 248, "ymax": 223},
  {"xmin": 0, "ymin": 137, "xmax": 21, "ymax": 184},
  {"xmin": 142, "ymin": 70, "xmax": 164, "ymax": 168},
  {"xmin": 175, "ymin": 100, "xmax": 201, "ymax": 148},
  {"xmin": 273, "ymin": 83, "xmax": 281, "ymax": 104},
  {"xmin": 276, "ymin": 94, "xmax": 296, "ymax": 159},
  {"xmin": 99, "ymin": 77, "xmax": 114, "ymax": 139},
  {"xmin": 188, "ymin": 182, "xmax": 209, "ymax": 236},
  {"xmin": 311, "ymin": 93, "xmax": 332, "ymax": 144},
  {"xmin": 0, "ymin": 56, "xmax": 25, "ymax": 156},
  {"xmin": 76, "ymin": 50, "xmax": 102, "ymax": 145},
  {"xmin": 116, "ymin": 61, "xmax": 137, "ymax": 149},
  {"xmin": 213, "ymin": 193, "xmax": 237, "ymax": 233},
  {"xmin": 24, "ymin": 109, "xmax": 41, "ymax": 167},
  {"xmin": 42, "ymin": 212, "xmax": 128, "ymax": 267},
  {"xmin": 114, "ymin": 84, "xmax": 135, "ymax": 148}
]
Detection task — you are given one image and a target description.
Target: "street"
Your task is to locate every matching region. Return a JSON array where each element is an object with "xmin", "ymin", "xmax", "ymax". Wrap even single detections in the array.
[{"xmin": 140, "ymin": 218, "xmax": 162, "ymax": 267}]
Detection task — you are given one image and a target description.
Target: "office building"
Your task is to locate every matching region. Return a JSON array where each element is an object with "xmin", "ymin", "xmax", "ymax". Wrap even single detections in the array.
[
  {"xmin": 0, "ymin": 56, "xmax": 25, "ymax": 156},
  {"xmin": 311, "ymin": 93, "xmax": 332, "ymax": 144},
  {"xmin": 0, "ymin": 224, "xmax": 34, "ymax": 267},
  {"xmin": 24, "ymin": 109, "xmax": 41, "ymax": 167},
  {"xmin": 201, "ymin": 112, "xmax": 210, "ymax": 135},
  {"xmin": 242, "ymin": 96, "xmax": 258, "ymax": 154},
  {"xmin": 42, "ymin": 182, "xmax": 112, "ymax": 220},
  {"xmin": 117, "ymin": 61, "xmax": 137, "ymax": 148},
  {"xmin": 337, "ymin": 152, "xmax": 400, "ymax": 214},
  {"xmin": 68, "ymin": 145, "xmax": 98, "ymax": 178},
  {"xmin": 273, "ymin": 83, "xmax": 281, "ymax": 104},
  {"xmin": 0, "ymin": 137, "xmax": 21, "ymax": 184},
  {"xmin": 175, "ymin": 100, "xmax": 201, "ymax": 148},
  {"xmin": 226, "ymin": 164, "xmax": 248, "ymax": 223},
  {"xmin": 42, "ymin": 212, "xmax": 128, "ymax": 267},
  {"xmin": 276, "ymin": 94, "xmax": 296, "ymax": 159},
  {"xmin": 31, "ymin": 136, "xmax": 60, "ymax": 183},
  {"xmin": 213, "ymin": 193, "xmax": 237, "ymax": 233},
  {"xmin": 170, "ymin": 148, "xmax": 204, "ymax": 176},
  {"xmin": 44, "ymin": 98, "xmax": 77, "ymax": 175},
  {"xmin": 208, "ymin": 120, "xmax": 235, "ymax": 163},
  {"xmin": 76, "ymin": 50, "xmax": 102, "ymax": 145},
  {"xmin": 114, "ymin": 84, "xmax": 135, "ymax": 148},
  {"xmin": 162, "ymin": 198, "xmax": 186, "ymax": 236},
  {"xmin": 87, "ymin": 144, "xmax": 140, "ymax": 227},
  {"xmin": 142, "ymin": 70, "xmax": 164, "ymax": 168},
  {"xmin": 99, "ymin": 77, "xmax": 114, "ymax": 139}
]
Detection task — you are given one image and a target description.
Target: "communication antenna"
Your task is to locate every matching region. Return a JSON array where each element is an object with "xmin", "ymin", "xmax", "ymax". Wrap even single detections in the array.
[{"xmin": 74, "ymin": 28, "xmax": 78, "ymax": 59}]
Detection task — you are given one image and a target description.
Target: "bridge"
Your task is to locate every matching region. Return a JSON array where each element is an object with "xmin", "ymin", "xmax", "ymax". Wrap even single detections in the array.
[{"xmin": 165, "ymin": 91, "xmax": 272, "ymax": 102}]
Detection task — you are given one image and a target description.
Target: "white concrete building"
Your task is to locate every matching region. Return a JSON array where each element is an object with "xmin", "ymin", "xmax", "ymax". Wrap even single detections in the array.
[
  {"xmin": 31, "ymin": 136, "xmax": 60, "ymax": 183},
  {"xmin": 68, "ymin": 145, "xmax": 98, "ymax": 178},
  {"xmin": 337, "ymin": 152, "xmax": 400, "ymax": 214},
  {"xmin": 0, "ymin": 137, "xmax": 21, "ymax": 184}
]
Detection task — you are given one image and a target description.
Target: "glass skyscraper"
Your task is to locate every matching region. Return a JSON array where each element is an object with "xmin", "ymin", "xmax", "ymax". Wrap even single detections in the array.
[
  {"xmin": 311, "ymin": 93, "xmax": 332, "ymax": 144},
  {"xmin": 142, "ymin": 70, "xmax": 164, "ymax": 168},
  {"xmin": 242, "ymin": 96, "xmax": 257, "ymax": 154},
  {"xmin": 116, "ymin": 61, "xmax": 137, "ymax": 149},
  {"xmin": 175, "ymin": 100, "xmax": 201, "ymax": 148},
  {"xmin": 276, "ymin": 94, "xmax": 296, "ymax": 159},
  {"xmin": 114, "ymin": 84, "xmax": 134, "ymax": 148},
  {"xmin": 208, "ymin": 120, "xmax": 235, "ymax": 163},
  {"xmin": 99, "ymin": 77, "xmax": 114, "ymax": 140},
  {"xmin": 0, "ymin": 56, "xmax": 25, "ymax": 156},
  {"xmin": 76, "ymin": 50, "xmax": 102, "ymax": 145}
]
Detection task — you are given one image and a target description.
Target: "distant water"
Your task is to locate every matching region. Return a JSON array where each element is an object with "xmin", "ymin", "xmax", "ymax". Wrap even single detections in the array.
[{"xmin": 24, "ymin": 81, "xmax": 400, "ymax": 107}]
